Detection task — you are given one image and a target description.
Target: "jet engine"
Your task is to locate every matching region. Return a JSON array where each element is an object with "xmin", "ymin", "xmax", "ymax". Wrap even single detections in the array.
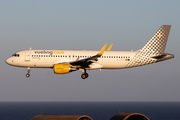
[{"xmin": 54, "ymin": 64, "xmax": 73, "ymax": 74}]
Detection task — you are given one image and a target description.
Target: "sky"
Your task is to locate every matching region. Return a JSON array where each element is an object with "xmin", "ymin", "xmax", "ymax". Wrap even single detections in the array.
[{"xmin": 0, "ymin": 0, "xmax": 180, "ymax": 102}]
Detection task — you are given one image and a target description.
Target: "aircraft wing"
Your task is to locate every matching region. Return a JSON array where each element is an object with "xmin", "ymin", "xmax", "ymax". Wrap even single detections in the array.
[{"xmin": 70, "ymin": 44, "xmax": 107, "ymax": 68}]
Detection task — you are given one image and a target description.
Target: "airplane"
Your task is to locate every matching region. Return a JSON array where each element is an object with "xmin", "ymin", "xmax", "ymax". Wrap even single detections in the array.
[{"xmin": 6, "ymin": 25, "xmax": 174, "ymax": 79}]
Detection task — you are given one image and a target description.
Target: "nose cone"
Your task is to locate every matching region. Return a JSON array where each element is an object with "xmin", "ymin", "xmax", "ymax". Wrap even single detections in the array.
[
  {"xmin": 6, "ymin": 57, "xmax": 14, "ymax": 65},
  {"xmin": 6, "ymin": 58, "xmax": 10, "ymax": 64}
]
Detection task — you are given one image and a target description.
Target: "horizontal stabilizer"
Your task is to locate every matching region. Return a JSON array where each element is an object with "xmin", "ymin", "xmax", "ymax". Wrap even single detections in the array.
[{"xmin": 151, "ymin": 53, "xmax": 174, "ymax": 61}]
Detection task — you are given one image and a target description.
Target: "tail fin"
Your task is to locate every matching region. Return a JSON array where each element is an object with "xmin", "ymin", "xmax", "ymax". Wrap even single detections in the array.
[
  {"xmin": 126, "ymin": 25, "xmax": 172, "ymax": 68},
  {"xmin": 140, "ymin": 25, "xmax": 171, "ymax": 55}
]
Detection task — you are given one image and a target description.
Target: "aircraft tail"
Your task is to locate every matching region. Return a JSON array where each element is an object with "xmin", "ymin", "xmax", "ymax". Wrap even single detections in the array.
[
  {"xmin": 126, "ymin": 25, "xmax": 173, "ymax": 68},
  {"xmin": 140, "ymin": 25, "xmax": 171, "ymax": 55}
]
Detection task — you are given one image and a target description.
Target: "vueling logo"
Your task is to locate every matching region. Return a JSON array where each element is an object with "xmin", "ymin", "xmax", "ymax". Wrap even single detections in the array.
[
  {"xmin": 34, "ymin": 50, "xmax": 53, "ymax": 55},
  {"xmin": 34, "ymin": 50, "xmax": 65, "ymax": 55}
]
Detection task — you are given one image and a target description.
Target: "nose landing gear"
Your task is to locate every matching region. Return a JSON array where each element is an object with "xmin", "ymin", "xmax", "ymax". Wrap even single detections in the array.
[
  {"xmin": 26, "ymin": 74, "xmax": 30, "ymax": 77},
  {"xmin": 26, "ymin": 67, "xmax": 30, "ymax": 78}
]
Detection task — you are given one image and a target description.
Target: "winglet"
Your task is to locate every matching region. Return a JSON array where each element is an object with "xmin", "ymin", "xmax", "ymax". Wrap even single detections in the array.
[
  {"xmin": 98, "ymin": 44, "xmax": 107, "ymax": 55},
  {"xmin": 107, "ymin": 44, "xmax": 113, "ymax": 51}
]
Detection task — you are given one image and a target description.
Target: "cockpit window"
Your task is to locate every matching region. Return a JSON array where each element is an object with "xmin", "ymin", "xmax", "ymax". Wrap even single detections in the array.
[{"xmin": 12, "ymin": 53, "xmax": 20, "ymax": 57}]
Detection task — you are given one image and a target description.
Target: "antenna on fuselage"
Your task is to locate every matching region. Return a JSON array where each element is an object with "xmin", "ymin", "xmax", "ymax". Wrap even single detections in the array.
[{"xmin": 29, "ymin": 47, "xmax": 32, "ymax": 50}]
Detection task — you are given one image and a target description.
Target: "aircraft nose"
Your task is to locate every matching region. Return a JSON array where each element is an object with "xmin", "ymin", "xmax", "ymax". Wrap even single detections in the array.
[
  {"xmin": 6, "ymin": 57, "xmax": 13, "ymax": 65},
  {"xmin": 6, "ymin": 58, "xmax": 10, "ymax": 64}
]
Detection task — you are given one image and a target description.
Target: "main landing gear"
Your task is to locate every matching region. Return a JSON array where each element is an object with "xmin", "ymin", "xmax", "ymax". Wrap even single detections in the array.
[
  {"xmin": 81, "ymin": 73, "xmax": 89, "ymax": 79},
  {"xmin": 26, "ymin": 67, "xmax": 30, "ymax": 78},
  {"xmin": 81, "ymin": 69, "xmax": 89, "ymax": 79}
]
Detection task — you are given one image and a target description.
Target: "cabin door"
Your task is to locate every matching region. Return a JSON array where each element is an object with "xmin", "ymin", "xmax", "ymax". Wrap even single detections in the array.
[{"xmin": 25, "ymin": 52, "xmax": 30, "ymax": 61}]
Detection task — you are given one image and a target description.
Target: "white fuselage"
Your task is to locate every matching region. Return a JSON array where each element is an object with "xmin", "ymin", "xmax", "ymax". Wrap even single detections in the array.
[{"xmin": 6, "ymin": 50, "xmax": 137, "ymax": 69}]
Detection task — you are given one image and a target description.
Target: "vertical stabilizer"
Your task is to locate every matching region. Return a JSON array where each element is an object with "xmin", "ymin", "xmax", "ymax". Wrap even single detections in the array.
[
  {"xmin": 126, "ymin": 25, "xmax": 172, "ymax": 68},
  {"xmin": 140, "ymin": 25, "xmax": 171, "ymax": 55}
]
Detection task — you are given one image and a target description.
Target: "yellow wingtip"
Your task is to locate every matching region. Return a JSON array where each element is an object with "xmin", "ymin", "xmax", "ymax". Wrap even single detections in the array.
[
  {"xmin": 107, "ymin": 44, "xmax": 113, "ymax": 51},
  {"xmin": 99, "ymin": 44, "xmax": 107, "ymax": 55}
]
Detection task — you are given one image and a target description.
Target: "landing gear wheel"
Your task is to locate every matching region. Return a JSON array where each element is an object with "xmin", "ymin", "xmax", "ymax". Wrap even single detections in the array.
[
  {"xmin": 81, "ymin": 73, "xmax": 89, "ymax": 79},
  {"xmin": 26, "ymin": 74, "xmax": 30, "ymax": 78},
  {"xmin": 81, "ymin": 74, "xmax": 86, "ymax": 79},
  {"xmin": 85, "ymin": 73, "xmax": 89, "ymax": 78}
]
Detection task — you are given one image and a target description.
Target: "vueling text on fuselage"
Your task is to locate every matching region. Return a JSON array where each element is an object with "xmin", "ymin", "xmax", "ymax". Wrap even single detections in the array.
[{"xmin": 34, "ymin": 50, "xmax": 64, "ymax": 55}]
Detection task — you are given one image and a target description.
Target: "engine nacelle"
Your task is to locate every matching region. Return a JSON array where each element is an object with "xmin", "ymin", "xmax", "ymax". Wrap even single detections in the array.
[{"xmin": 54, "ymin": 64, "xmax": 72, "ymax": 74}]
